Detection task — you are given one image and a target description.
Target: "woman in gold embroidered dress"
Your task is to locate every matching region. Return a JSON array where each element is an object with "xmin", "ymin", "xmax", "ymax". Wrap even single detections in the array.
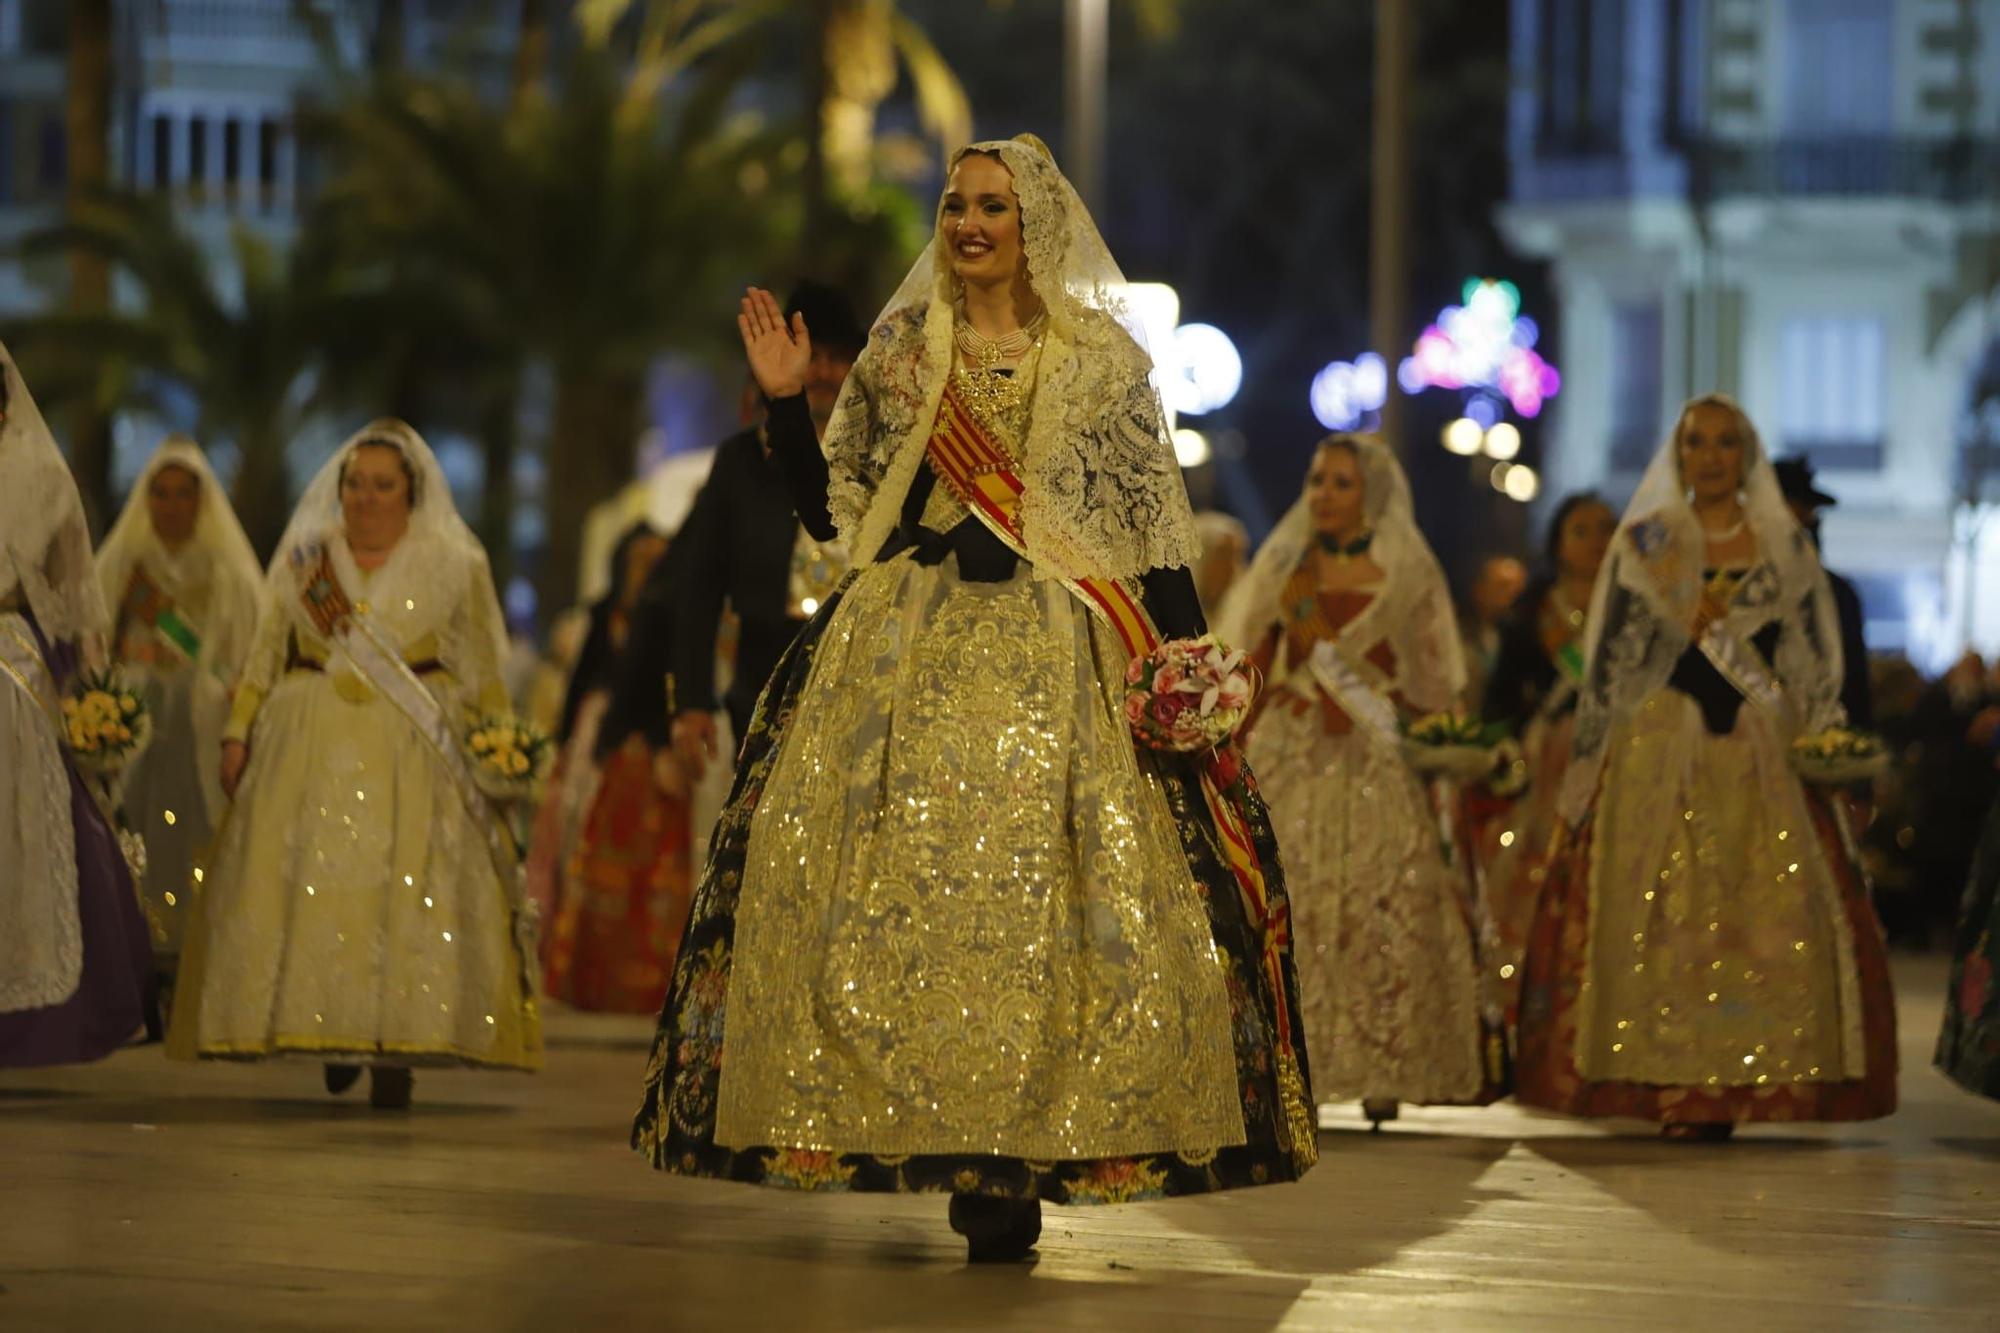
[
  {"xmin": 1220, "ymin": 435, "xmax": 1506, "ymax": 1129},
  {"xmin": 168, "ymin": 421, "xmax": 542, "ymax": 1107},
  {"xmin": 1516, "ymin": 395, "xmax": 1897, "ymax": 1138},
  {"xmin": 632, "ymin": 135, "xmax": 1314, "ymax": 1262},
  {"xmin": 96, "ymin": 437, "xmax": 262, "ymax": 988}
]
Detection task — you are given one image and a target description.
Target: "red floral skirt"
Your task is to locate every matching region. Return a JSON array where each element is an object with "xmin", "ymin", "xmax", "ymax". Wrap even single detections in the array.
[{"xmin": 542, "ymin": 743, "xmax": 693, "ymax": 1014}]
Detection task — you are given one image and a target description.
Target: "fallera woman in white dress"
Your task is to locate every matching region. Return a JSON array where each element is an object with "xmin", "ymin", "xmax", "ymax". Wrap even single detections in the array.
[
  {"xmin": 96, "ymin": 436, "xmax": 261, "ymax": 979},
  {"xmin": 169, "ymin": 420, "xmax": 542, "ymax": 1106}
]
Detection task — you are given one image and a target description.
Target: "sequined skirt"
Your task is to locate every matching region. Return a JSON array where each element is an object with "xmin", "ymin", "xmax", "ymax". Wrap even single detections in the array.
[
  {"xmin": 167, "ymin": 673, "xmax": 542, "ymax": 1070},
  {"xmin": 632, "ymin": 554, "xmax": 1316, "ymax": 1202},
  {"xmin": 1517, "ymin": 692, "xmax": 1896, "ymax": 1122}
]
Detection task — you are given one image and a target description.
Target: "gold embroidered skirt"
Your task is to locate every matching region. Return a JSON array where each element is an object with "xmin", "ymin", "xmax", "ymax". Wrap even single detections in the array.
[
  {"xmin": 712, "ymin": 552, "xmax": 1243, "ymax": 1160},
  {"xmin": 1577, "ymin": 690, "xmax": 1867, "ymax": 1086}
]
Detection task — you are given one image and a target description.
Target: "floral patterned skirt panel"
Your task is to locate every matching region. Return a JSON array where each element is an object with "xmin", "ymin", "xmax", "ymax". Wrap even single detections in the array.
[
  {"xmin": 632, "ymin": 556, "xmax": 1316, "ymax": 1203},
  {"xmin": 542, "ymin": 734, "xmax": 692, "ymax": 1014}
]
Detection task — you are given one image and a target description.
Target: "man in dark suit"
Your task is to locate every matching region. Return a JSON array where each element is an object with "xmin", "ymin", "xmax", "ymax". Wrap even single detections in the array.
[
  {"xmin": 1774, "ymin": 456, "xmax": 1872, "ymax": 728},
  {"xmin": 599, "ymin": 282, "xmax": 865, "ymax": 788}
]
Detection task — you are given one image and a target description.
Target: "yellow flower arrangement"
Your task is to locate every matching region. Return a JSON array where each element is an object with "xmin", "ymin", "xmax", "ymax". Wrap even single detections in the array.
[
  {"xmin": 61, "ymin": 669, "xmax": 152, "ymax": 776},
  {"xmin": 1789, "ymin": 726, "xmax": 1888, "ymax": 786},
  {"xmin": 463, "ymin": 714, "xmax": 551, "ymax": 802}
]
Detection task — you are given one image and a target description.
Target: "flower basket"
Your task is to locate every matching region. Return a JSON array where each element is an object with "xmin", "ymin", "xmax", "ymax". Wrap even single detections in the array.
[
  {"xmin": 1789, "ymin": 727, "xmax": 1889, "ymax": 787},
  {"xmin": 1401, "ymin": 712, "xmax": 1505, "ymax": 782}
]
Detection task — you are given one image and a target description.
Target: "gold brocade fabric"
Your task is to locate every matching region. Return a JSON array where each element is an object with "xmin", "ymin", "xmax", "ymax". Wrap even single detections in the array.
[
  {"xmin": 1579, "ymin": 690, "xmax": 1867, "ymax": 1086},
  {"xmin": 712, "ymin": 550, "xmax": 1243, "ymax": 1159}
]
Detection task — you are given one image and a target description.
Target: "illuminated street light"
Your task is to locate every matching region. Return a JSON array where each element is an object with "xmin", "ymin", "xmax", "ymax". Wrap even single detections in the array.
[
  {"xmin": 1172, "ymin": 428, "xmax": 1213, "ymax": 468},
  {"xmin": 1502, "ymin": 463, "xmax": 1540, "ymax": 503},
  {"xmin": 1166, "ymin": 323, "xmax": 1244, "ymax": 415},
  {"xmin": 1442, "ymin": 417, "xmax": 1484, "ymax": 456},
  {"xmin": 1484, "ymin": 421, "xmax": 1522, "ymax": 460}
]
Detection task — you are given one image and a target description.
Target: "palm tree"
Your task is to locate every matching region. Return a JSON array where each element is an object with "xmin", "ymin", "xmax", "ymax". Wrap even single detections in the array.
[
  {"xmin": 63, "ymin": 0, "xmax": 116, "ymax": 530},
  {"xmin": 306, "ymin": 11, "xmax": 790, "ymax": 611},
  {"xmin": 4, "ymin": 190, "xmax": 359, "ymax": 555}
]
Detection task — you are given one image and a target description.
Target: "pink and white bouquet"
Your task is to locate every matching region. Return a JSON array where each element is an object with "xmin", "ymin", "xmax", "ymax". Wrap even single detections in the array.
[{"xmin": 1123, "ymin": 634, "xmax": 1257, "ymax": 753}]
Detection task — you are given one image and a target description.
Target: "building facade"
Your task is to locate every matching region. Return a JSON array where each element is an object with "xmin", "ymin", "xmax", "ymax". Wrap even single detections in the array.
[{"xmin": 1501, "ymin": 0, "xmax": 2000, "ymax": 665}]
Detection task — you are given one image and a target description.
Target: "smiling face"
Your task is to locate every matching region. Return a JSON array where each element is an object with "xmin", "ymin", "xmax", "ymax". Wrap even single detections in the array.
[
  {"xmin": 339, "ymin": 442, "xmax": 414, "ymax": 551},
  {"xmin": 146, "ymin": 462, "xmax": 202, "ymax": 549},
  {"xmin": 1305, "ymin": 442, "xmax": 1367, "ymax": 538},
  {"xmin": 1554, "ymin": 498, "xmax": 1616, "ymax": 584},
  {"xmin": 1676, "ymin": 400, "xmax": 1750, "ymax": 505},
  {"xmin": 939, "ymin": 151, "xmax": 1026, "ymax": 291}
]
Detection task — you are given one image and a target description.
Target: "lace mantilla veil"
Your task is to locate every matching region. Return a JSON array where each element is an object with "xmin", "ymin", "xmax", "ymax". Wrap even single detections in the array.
[
  {"xmin": 265, "ymin": 419, "xmax": 507, "ymax": 681},
  {"xmin": 1556, "ymin": 394, "xmax": 1844, "ymax": 823},
  {"xmin": 96, "ymin": 435, "xmax": 264, "ymax": 661},
  {"xmin": 819, "ymin": 134, "xmax": 1200, "ymax": 586},
  {"xmin": 1217, "ymin": 433, "xmax": 1466, "ymax": 710},
  {"xmin": 0, "ymin": 342, "xmax": 108, "ymax": 645}
]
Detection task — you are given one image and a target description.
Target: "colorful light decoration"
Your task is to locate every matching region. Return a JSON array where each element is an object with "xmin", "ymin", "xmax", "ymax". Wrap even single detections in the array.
[
  {"xmin": 1399, "ymin": 278, "xmax": 1562, "ymax": 419},
  {"xmin": 1310, "ymin": 352, "xmax": 1389, "ymax": 432}
]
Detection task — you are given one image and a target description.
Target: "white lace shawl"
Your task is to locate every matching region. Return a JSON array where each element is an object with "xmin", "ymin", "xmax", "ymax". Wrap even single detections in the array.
[
  {"xmin": 239, "ymin": 420, "xmax": 510, "ymax": 716},
  {"xmin": 1217, "ymin": 434, "xmax": 1465, "ymax": 711},
  {"xmin": 1557, "ymin": 396, "xmax": 1844, "ymax": 823},
  {"xmin": 96, "ymin": 436, "xmax": 264, "ymax": 684},
  {"xmin": 820, "ymin": 136, "xmax": 1200, "ymax": 584},
  {"xmin": 0, "ymin": 342, "xmax": 107, "ymax": 647}
]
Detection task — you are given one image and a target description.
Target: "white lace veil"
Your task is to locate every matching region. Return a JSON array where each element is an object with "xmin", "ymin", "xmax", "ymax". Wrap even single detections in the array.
[
  {"xmin": 96, "ymin": 435, "xmax": 264, "ymax": 669},
  {"xmin": 819, "ymin": 133, "xmax": 1200, "ymax": 584},
  {"xmin": 1558, "ymin": 394, "xmax": 1843, "ymax": 822},
  {"xmin": 267, "ymin": 419, "xmax": 507, "ymax": 687},
  {"xmin": 1218, "ymin": 433, "xmax": 1465, "ymax": 711},
  {"xmin": 0, "ymin": 341, "xmax": 107, "ymax": 645}
]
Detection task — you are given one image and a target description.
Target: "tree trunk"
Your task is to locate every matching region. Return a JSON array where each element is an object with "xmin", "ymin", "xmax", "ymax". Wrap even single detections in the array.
[
  {"xmin": 512, "ymin": 0, "xmax": 551, "ymax": 106},
  {"xmin": 231, "ymin": 425, "xmax": 292, "ymax": 562},
  {"xmin": 802, "ymin": 0, "xmax": 836, "ymax": 241},
  {"xmin": 537, "ymin": 366, "xmax": 643, "ymax": 623},
  {"xmin": 477, "ymin": 370, "xmax": 523, "ymax": 597},
  {"xmin": 65, "ymin": 0, "xmax": 114, "ymax": 534}
]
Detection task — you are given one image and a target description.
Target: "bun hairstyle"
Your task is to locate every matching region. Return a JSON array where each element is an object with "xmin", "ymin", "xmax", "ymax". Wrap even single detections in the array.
[{"xmin": 337, "ymin": 433, "xmax": 422, "ymax": 508}]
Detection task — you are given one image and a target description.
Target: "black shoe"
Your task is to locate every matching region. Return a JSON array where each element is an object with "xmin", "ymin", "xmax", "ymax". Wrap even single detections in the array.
[
  {"xmin": 324, "ymin": 1063, "xmax": 363, "ymax": 1096},
  {"xmin": 948, "ymin": 1194, "xmax": 1041, "ymax": 1263},
  {"xmin": 369, "ymin": 1066, "xmax": 413, "ymax": 1110},
  {"xmin": 1661, "ymin": 1121, "xmax": 1734, "ymax": 1143}
]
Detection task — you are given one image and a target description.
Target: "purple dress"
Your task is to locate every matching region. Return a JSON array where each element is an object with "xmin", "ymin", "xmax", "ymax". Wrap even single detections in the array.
[{"xmin": 0, "ymin": 614, "xmax": 153, "ymax": 1067}]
